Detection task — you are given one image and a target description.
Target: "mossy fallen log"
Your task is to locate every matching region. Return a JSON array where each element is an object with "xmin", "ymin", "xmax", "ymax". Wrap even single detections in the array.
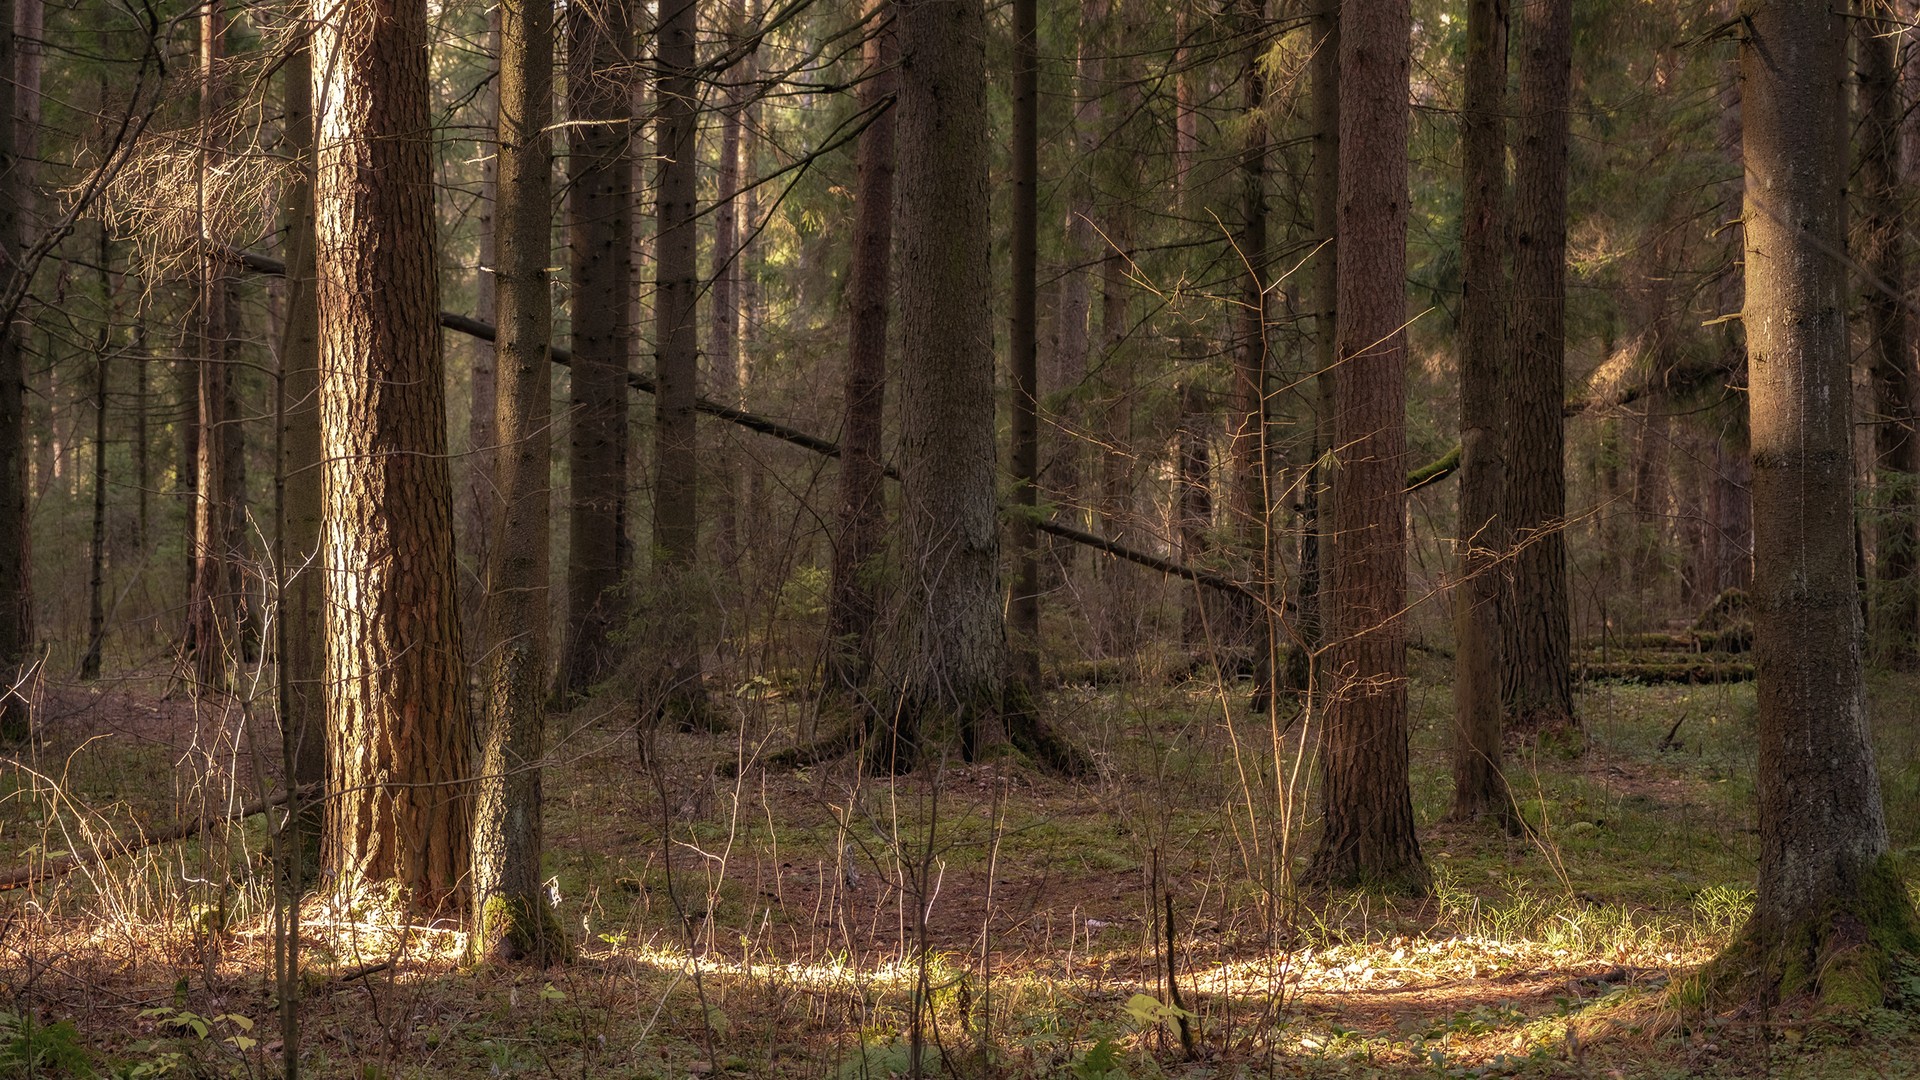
[{"xmin": 1575, "ymin": 660, "xmax": 1755, "ymax": 685}]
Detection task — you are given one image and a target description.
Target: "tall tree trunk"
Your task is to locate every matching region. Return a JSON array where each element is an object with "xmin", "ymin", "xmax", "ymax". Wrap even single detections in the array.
[
  {"xmin": 1694, "ymin": 0, "xmax": 1918, "ymax": 1010},
  {"xmin": 461, "ymin": 6, "xmax": 500, "ymax": 660},
  {"xmin": 870, "ymin": 0, "xmax": 1009, "ymax": 772},
  {"xmin": 1096, "ymin": 211, "xmax": 1136, "ymax": 656},
  {"xmin": 312, "ymin": 0, "xmax": 473, "ymax": 908},
  {"xmin": 1009, "ymin": 0, "xmax": 1040, "ymax": 686},
  {"xmin": 1299, "ymin": 0, "xmax": 1339, "ymax": 683},
  {"xmin": 1500, "ymin": 0, "xmax": 1575, "ymax": 732},
  {"xmin": 0, "ymin": 0, "xmax": 24, "ymax": 743},
  {"xmin": 1175, "ymin": 380, "xmax": 1213, "ymax": 647},
  {"xmin": 651, "ymin": 0, "xmax": 709, "ymax": 728},
  {"xmin": 473, "ymin": 0, "xmax": 560, "ymax": 963},
  {"xmin": 1860, "ymin": 11, "xmax": 1916, "ymax": 668},
  {"xmin": 710, "ymin": 0, "xmax": 745, "ymax": 573},
  {"xmin": 134, "ymin": 318, "xmax": 147, "ymax": 552},
  {"xmin": 555, "ymin": 0, "xmax": 633, "ymax": 704},
  {"xmin": 1229, "ymin": 0, "xmax": 1270, "ymax": 662},
  {"xmin": 824, "ymin": 0, "xmax": 895, "ymax": 695},
  {"xmin": 188, "ymin": 0, "xmax": 239, "ymax": 688},
  {"xmin": 277, "ymin": 30, "xmax": 324, "ymax": 877},
  {"xmin": 1052, "ymin": 0, "xmax": 1105, "ymax": 542},
  {"xmin": 81, "ymin": 223, "xmax": 111, "ymax": 681},
  {"xmin": 1309, "ymin": 0, "xmax": 1428, "ymax": 895},
  {"xmin": 1450, "ymin": 0, "xmax": 1510, "ymax": 822}
]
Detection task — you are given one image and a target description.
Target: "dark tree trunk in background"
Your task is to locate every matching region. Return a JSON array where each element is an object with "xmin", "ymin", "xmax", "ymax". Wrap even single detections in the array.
[
  {"xmin": 1009, "ymin": 0, "xmax": 1040, "ymax": 686},
  {"xmin": 1860, "ymin": 12, "xmax": 1916, "ymax": 669},
  {"xmin": 1500, "ymin": 0, "xmax": 1575, "ymax": 733},
  {"xmin": 710, "ymin": 0, "xmax": 745, "ymax": 572},
  {"xmin": 0, "ymin": 0, "xmax": 24, "ymax": 743},
  {"xmin": 651, "ymin": 0, "xmax": 710, "ymax": 729},
  {"xmin": 313, "ymin": 0, "xmax": 472, "ymax": 908},
  {"xmin": 824, "ymin": 0, "xmax": 895, "ymax": 695},
  {"xmin": 555, "ymin": 0, "xmax": 633, "ymax": 704},
  {"xmin": 81, "ymin": 224, "xmax": 110, "ymax": 682},
  {"xmin": 473, "ymin": 0, "xmax": 561, "ymax": 963},
  {"xmin": 461, "ymin": 6, "xmax": 499, "ymax": 659},
  {"xmin": 277, "ymin": 32, "xmax": 325, "ymax": 875},
  {"xmin": 1450, "ymin": 0, "xmax": 1510, "ymax": 822},
  {"xmin": 1298, "ymin": 0, "xmax": 1338, "ymax": 685},
  {"xmin": 188, "ymin": 0, "xmax": 240, "ymax": 689},
  {"xmin": 1693, "ymin": 0, "xmax": 1918, "ymax": 1009},
  {"xmin": 1175, "ymin": 381, "xmax": 1213, "ymax": 647},
  {"xmin": 871, "ymin": 0, "xmax": 1009, "ymax": 772},
  {"xmin": 1229, "ymin": 0, "xmax": 1270, "ymax": 663},
  {"xmin": 1309, "ymin": 0, "xmax": 1428, "ymax": 895},
  {"xmin": 1052, "ymin": 0, "xmax": 1106, "ymax": 542}
]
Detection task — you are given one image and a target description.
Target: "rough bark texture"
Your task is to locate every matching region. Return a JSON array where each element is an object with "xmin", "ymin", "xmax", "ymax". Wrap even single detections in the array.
[
  {"xmin": 1859, "ymin": 11, "xmax": 1916, "ymax": 669},
  {"xmin": 1309, "ymin": 0, "xmax": 1428, "ymax": 894},
  {"xmin": 1450, "ymin": 0, "xmax": 1510, "ymax": 822},
  {"xmin": 1690, "ymin": 0, "xmax": 1918, "ymax": 1011},
  {"xmin": 188, "ymin": 0, "xmax": 241, "ymax": 689},
  {"xmin": 1009, "ymin": 0, "xmax": 1040, "ymax": 686},
  {"xmin": 650, "ymin": 0, "xmax": 709, "ymax": 728},
  {"xmin": 1500, "ymin": 0, "xmax": 1575, "ymax": 733},
  {"xmin": 872, "ymin": 0, "xmax": 1009, "ymax": 772},
  {"xmin": 1299, "ymin": 0, "xmax": 1338, "ymax": 681},
  {"xmin": 555, "ymin": 0, "xmax": 633, "ymax": 703},
  {"xmin": 312, "ymin": 0, "xmax": 472, "ymax": 908},
  {"xmin": 824, "ymin": 0, "xmax": 894, "ymax": 695},
  {"xmin": 473, "ymin": 0, "xmax": 560, "ymax": 964},
  {"xmin": 277, "ymin": 34, "xmax": 325, "ymax": 876}
]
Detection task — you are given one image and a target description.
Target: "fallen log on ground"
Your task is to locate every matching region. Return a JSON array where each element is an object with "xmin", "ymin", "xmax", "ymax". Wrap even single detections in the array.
[{"xmin": 1575, "ymin": 661, "xmax": 1755, "ymax": 685}]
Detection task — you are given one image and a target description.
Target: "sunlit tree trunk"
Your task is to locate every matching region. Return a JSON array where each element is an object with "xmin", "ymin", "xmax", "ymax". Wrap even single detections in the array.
[
  {"xmin": 473, "ymin": 0, "xmax": 560, "ymax": 963},
  {"xmin": 1859, "ymin": 9, "xmax": 1916, "ymax": 669},
  {"xmin": 1500, "ymin": 0, "xmax": 1575, "ymax": 732},
  {"xmin": 1450, "ymin": 0, "xmax": 1510, "ymax": 822},
  {"xmin": 312, "ymin": 0, "xmax": 472, "ymax": 907},
  {"xmin": 824, "ymin": 0, "xmax": 894, "ymax": 695},
  {"xmin": 1693, "ymin": 0, "xmax": 1918, "ymax": 1009},
  {"xmin": 188, "ymin": 0, "xmax": 240, "ymax": 688},
  {"xmin": 1309, "ymin": 0, "xmax": 1428, "ymax": 894},
  {"xmin": 555, "ymin": 0, "xmax": 633, "ymax": 703}
]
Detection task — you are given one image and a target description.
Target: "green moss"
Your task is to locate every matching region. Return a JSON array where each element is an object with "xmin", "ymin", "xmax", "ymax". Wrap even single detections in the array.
[{"xmin": 477, "ymin": 892, "xmax": 569, "ymax": 967}]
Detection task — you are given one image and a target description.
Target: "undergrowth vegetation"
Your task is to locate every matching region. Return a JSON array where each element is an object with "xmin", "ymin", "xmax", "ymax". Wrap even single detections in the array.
[{"xmin": 2, "ymin": 657, "xmax": 1918, "ymax": 1077}]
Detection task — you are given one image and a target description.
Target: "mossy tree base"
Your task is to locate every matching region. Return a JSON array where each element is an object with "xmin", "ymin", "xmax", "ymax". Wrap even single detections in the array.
[
  {"xmin": 1673, "ymin": 861, "xmax": 1920, "ymax": 1024},
  {"xmin": 769, "ymin": 681, "xmax": 1090, "ymax": 778},
  {"xmin": 477, "ymin": 893, "xmax": 570, "ymax": 968}
]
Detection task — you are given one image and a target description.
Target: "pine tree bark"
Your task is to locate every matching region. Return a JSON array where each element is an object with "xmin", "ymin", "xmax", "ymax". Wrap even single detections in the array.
[
  {"xmin": 1052, "ymin": 0, "xmax": 1105, "ymax": 540},
  {"xmin": 473, "ymin": 0, "xmax": 560, "ymax": 963},
  {"xmin": 1298, "ymin": 0, "xmax": 1338, "ymax": 680},
  {"xmin": 1694, "ymin": 0, "xmax": 1918, "ymax": 1008},
  {"xmin": 710, "ymin": 0, "xmax": 745, "ymax": 572},
  {"xmin": 824, "ymin": 0, "xmax": 895, "ymax": 695},
  {"xmin": 1450, "ymin": 0, "xmax": 1510, "ymax": 822},
  {"xmin": 555, "ymin": 0, "xmax": 633, "ymax": 703},
  {"xmin": 1859, "ymin": 12, "xmax": 1916, "ymax": 669},
  {"xmin": 1009, "ymin": 0, "xmax": 1040, "ymax": 686},
  {"xmin": 1309, "ymin": 0, "xmax": 1428, "ymax": 894},
  {"xmin": 188, "ymin": 0, "xmax": 240, "ymax": 689},
  {"xmin": 870, "ymin": 0, "xmax": 1010, "ymax": 772},
  {"xmin": 312, "ymin": 0, "xmax": 473, "ymax": 908},
  {"xmin": 651, "ymin": 0, "xmax": 709, "ymax": 728},
  {"xmin": 1500, "ymin": 0, "xmax": 1575, "ymax": 732},
  {"xmin": 276, "ymin": 31, "xmax": 324, "ymax": 876}
]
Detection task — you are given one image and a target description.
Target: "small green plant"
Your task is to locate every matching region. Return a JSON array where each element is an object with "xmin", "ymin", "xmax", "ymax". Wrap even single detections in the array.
[
  {"xmin": 1071, "ymin": 1037, "xmax": 1129, "ymax": 1080},
  {"xmin": 0, "ymin": 1010, "xmax": 91, "ymax": 1078}
]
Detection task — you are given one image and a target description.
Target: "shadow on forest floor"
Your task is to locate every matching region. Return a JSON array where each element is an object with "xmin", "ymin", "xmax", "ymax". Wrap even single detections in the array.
[{"xmin": 3, "ymin": 656, "xmax": 1920, "ymax": 1077}]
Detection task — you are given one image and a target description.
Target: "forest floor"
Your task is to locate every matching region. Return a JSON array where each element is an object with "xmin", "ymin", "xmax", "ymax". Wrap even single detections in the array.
[{"xmin": 2, "ymin": 654, "xmax": 1920, "ymax": 1078}]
